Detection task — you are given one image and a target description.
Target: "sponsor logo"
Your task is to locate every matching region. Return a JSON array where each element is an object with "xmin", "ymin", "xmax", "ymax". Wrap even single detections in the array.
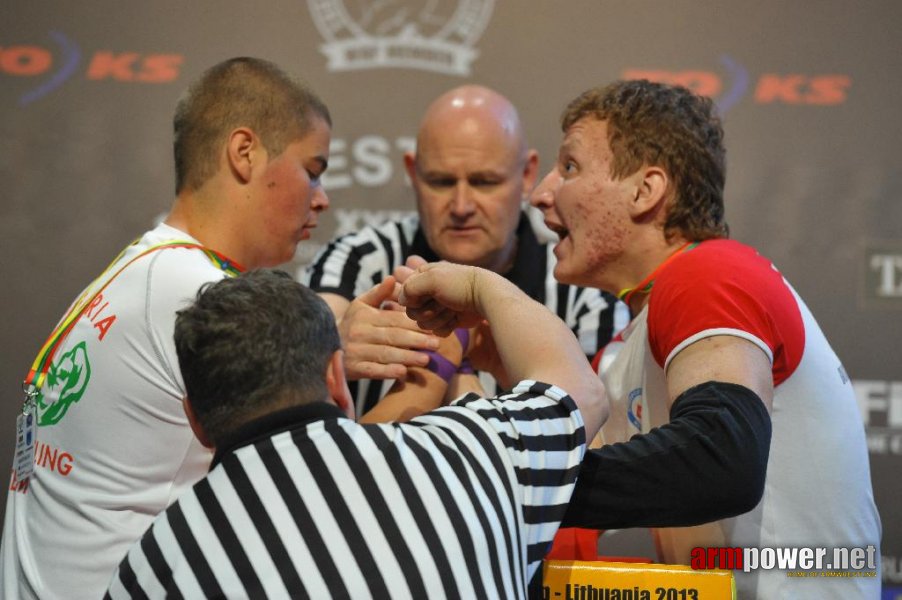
[
  {"xmin": 885, "ymin": 554, "xmax": 902, "ymax": 584},
  {"xmin": 332, "ymin": 207, "xmax": 417, "ymax": 237},
  {"xmin": 322, "ymin": 135, "xmax": 416, "ymax": 190},
  {"xmin": 870, "ymin": 253, "xmax": 902, "ymax": 296},
  {"xmin": 623, "ymin": 56, "xmax": 851, "ymax": 113},
  {"xmin": 36, "ymin": 341, "xmax": 91, "ymax": 426},
  {"xmin": 1, "ymin": 32, "xmax": 184, "ymax": 105},
  {"xmin": 862, "ymin": 243, "xmax": 902, "ymax": 309},
  {"xmin": 307, "ymin": 0, "xmax": 495, "ymax": 75},
  {"xmin": 692, "ymin": 545, "xmax": 878, "ymax": 576},
  {"xmin": 855, "ymin": 379, "xmax": 902, "ymax": 455}
]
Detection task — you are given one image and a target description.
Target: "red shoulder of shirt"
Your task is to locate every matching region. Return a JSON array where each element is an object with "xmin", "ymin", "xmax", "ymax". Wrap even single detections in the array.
[{"xmin": 647, "ymin": 239, "xmax": 804, "ymax": 386}]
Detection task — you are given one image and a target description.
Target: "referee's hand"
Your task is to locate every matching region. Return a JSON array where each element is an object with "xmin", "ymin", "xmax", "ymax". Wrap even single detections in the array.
[{"xmin": 338, "ymin": 276, "xmax": 441, "ymax": 381}]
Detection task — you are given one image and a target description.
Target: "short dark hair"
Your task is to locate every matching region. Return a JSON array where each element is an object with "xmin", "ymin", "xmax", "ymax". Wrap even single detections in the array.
[
  {"xmin": 562, "ymin": 79, "xmax": 728, "ymax": 241},
  {"xmin": 173, "ymin": 57, "xmax": 331, "ymax": 194},
  {"xmin": 174, "ymin": 269, "xmax": 341, "ymax": 446}
]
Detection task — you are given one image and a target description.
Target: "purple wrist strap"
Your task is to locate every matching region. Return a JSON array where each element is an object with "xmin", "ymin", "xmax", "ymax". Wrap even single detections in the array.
[
  {"xmin": 457, "ymin": 358, "xmax": 475, "ymax": 375},
  {"xmin": 454, "ymin": 327, "xmax": 469, "ymax": 351},
  {"xmin": 454, "ymin": 328, "xmax": 475, "ymax": 374},
  {"xmin": 424, "ymin": 328, "xmax": 473, "ymax": 382},
  {"xmin": 425, "ymin": 351, "xmax": 457, "ymax": 383}
]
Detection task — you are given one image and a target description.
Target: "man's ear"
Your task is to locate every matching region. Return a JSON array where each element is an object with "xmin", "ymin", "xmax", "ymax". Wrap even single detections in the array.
[
  {"xmin": 521, "ymin": 149, "xmax": 540, "ymax": 197},
  {"xmin": 628, "ymin": 165, "xmax": 669, "ymax": 221},
  {"xmin": 226, "ymin": 127, "xmax": 258, "ymax": 184},
  {"xmin": 183, "ymin": 397, "xmax": 214, "ymax": 449},
  {"xmin": 326, "ymin": 349, "xmax": 355, "ymax": 420},
  {"xmin": 402, "ymin": 151, "xmax": 418, "ymax": 186}
]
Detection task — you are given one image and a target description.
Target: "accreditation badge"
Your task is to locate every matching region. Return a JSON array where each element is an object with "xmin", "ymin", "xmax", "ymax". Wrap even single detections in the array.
[{"xmin": 14, "ymin": 400, "xmax": 37, "ymax": 482}]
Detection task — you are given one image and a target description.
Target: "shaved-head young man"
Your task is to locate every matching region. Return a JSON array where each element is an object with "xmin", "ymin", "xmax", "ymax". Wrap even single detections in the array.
[
  {"xmin": 304, "ymin": 85, "xmax": 627, "ymax": 414},
  {"xmin": 1, "ymin": 57, "xmax": 332, "ymax": 599}
]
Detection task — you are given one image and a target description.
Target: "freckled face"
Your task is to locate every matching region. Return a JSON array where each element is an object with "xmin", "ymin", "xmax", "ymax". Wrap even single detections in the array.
[
  {"xmin": 253, "ymin": 117, "xmax": 331, "ymax": 267},
  {"xmin": 530, "ymin": 117, "xmax": 636, "ymax": 290}
]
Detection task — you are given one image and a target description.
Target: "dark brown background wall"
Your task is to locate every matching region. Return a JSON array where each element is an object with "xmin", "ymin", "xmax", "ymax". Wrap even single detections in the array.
[{"xmin": 2, "ymin": 0, "xmax": 900, "ymax": 590}]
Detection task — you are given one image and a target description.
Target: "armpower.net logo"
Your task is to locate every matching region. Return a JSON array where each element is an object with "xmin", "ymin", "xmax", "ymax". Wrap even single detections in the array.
[{"xmin": 692, "ymin": 545, "xmax": 878, "ymax": 578}]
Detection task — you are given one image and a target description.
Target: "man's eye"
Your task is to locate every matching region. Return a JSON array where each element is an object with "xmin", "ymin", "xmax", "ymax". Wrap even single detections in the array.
[
  {"xmin": 562, "ymin": 160, "xmax": 577, "ymax": 175},
  {"xmin": 469, "ymin": 177, "xmax": 502, "ymax": 188},
  {"xmin": 306, "ymin": 169, "xmax": 322, "ymax": 183},
  {"xmin": 425, "ymin": 177, "xmax": 456, "ymax": 188}
]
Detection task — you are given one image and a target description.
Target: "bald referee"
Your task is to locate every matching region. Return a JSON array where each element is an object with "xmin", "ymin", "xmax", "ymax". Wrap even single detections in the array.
[{"xmin": 105, "ymin": 267, "xmax": 606, "ymax": 599}]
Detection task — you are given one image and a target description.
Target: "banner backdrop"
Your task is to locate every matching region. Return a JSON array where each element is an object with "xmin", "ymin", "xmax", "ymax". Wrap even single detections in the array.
[{"xmin": 2, "ymin": 0, "xmax": 900, "ymax": 592}]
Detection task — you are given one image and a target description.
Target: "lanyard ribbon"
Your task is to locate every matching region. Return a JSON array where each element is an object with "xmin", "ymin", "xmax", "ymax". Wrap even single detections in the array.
[
  {"xmin": 23, "ymin": 239, "xmax": 241, "ymax": 396},
  {"xmin": 617, "ymin": 241, "xmax": 699, "ymax": 307}
]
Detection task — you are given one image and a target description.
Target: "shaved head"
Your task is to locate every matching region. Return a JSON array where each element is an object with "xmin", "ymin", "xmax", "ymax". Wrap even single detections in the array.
[
  {"xmin": 416, "ymin": 85, "xmax": 528, "ymax": 166},
  {"xmin": 405, "ymin": 85, "xmax": 539, "ymax": 273}
]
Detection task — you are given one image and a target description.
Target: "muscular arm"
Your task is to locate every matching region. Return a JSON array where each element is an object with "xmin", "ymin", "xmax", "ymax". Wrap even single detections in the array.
[
  {"xmin": 666, "ymin": 335, "xmax": 773, "ymax": 413},
  {"xmin": 562, "ymin": 335, "xmax": 773, "ymax": 529},
  {"xmin": 400, "ymin": 263, "xmax": 608, "ymax": 440}
]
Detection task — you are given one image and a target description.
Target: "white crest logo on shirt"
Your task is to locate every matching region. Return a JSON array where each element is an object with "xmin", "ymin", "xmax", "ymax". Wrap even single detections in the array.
[{"xmin": 306, "ymin": 0, "xmax": 495, "ymax": 76}]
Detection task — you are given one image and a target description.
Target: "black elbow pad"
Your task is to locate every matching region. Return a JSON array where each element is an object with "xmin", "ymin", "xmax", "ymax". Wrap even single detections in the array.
[{"xmin": 561, "ymin": 381, "xmax": 771, "ymax": 529}]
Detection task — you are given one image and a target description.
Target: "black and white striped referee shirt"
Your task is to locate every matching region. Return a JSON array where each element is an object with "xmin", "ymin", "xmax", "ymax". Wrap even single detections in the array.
[
  {"xmin": 302, "ymin": 213, "xmax": 629, "ymax": 413},
  {"xmin": 106, "ymin": 381, "xmax": 586, "ymax": 599}
]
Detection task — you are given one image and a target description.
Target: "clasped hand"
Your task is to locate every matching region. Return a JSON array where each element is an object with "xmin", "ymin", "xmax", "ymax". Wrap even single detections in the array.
[{"xmin": 398, "ymin": 261, "xmax": 487, "ymax": 337}]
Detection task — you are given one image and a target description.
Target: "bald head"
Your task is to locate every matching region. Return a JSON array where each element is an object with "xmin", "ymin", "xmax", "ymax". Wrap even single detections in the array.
[
  {"xmin": 405, "ymin": 85, "xmax": 539, "ymax": 273},
  {"xmin": 416, "ymin": 85, "xmax": 528, "ymax": 164}
]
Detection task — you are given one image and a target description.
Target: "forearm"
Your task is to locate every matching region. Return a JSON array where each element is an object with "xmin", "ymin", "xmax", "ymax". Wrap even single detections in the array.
[
  {"xmin": 358, "ymin": 326, "xmax": 467, "ymax": 423},
  {"xmin": 358, "ymin": 368, "xmax": 446, "ymax": 423},
  {"xmin": 318, "ymin": 292, "xmax": 351, "ymax": 320},
  {"xmin": 561, "ymin": 381, "xmax": 771, "ymax": 529},
  {"xmin": 446, "ymin": 373, "xmax": 484, "ymax": 401},
  {"xmin": 474, "ymin": 271, "xmax": 606, "ymax": 432}
]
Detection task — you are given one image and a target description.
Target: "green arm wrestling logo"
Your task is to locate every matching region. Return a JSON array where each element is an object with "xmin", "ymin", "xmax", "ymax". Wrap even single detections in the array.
[{"xmin": 36, "ymin": 341, "xmax": 91, "ymax": 426}]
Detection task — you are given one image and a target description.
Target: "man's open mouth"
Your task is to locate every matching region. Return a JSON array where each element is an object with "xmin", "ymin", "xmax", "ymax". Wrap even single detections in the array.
[{"xmin": 546, "ymin": 222, "xmax": 569, "ymax": 240}]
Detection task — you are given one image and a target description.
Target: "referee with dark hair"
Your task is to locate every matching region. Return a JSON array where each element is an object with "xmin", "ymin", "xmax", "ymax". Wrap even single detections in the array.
[{"xmin": 105, "ymin": 266, "xmax": 607, "ymax": 599}]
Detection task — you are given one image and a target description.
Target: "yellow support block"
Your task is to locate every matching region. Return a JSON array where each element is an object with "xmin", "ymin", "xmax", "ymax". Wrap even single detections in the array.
[{"xmin": 542, "ymin": 560, "xmax": 736, "ymax": 600}]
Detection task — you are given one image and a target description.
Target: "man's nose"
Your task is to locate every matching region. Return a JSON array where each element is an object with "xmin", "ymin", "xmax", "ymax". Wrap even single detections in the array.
[
  {"xmin": 529, "ymin": 170, "xmax": 560, "ymax": 210},
  {"xmin": 450, "ymin": 182, "xmax": 476, "ymax": 216},
  {"xmin": 312, "ymin": 186, "xmax": 330, "ymax": 212}
]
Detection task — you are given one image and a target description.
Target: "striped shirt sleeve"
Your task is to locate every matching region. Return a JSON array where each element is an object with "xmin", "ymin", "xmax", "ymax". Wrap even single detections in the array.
[{"xmin": 414, "ymin": 381, "xmax": 587, "ymax": 578}]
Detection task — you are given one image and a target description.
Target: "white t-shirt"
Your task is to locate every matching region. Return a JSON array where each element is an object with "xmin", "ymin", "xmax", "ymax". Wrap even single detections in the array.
[
  {"xmin": 596, "ymin": 239, "xmax": 881, "ymax": 599},
  {"xmin": 1, "ymin": 223, "xmax": 233, "ymax": 600}
]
